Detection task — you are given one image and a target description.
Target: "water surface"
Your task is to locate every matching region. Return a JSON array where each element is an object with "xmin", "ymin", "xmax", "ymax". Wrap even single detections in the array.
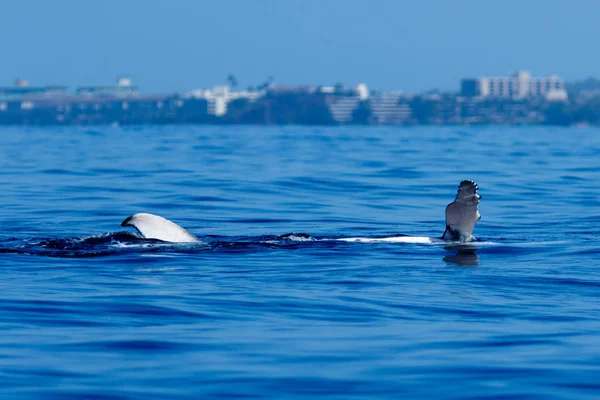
[{"xmin": 0, "ymin": 126, "xmax": 599, "ymax": 399}]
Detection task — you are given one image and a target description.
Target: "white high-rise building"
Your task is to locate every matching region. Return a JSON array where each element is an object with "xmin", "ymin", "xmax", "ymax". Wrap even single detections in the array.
[{"xmin": 461, "ymin": 71, "xmax": 566, "ymax": 100}]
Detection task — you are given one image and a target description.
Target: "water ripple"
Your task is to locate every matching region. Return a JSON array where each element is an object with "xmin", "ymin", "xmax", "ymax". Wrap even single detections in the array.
[{"xmin": 0, "ymin": 126, "xmax": 599, "ymax": 399}]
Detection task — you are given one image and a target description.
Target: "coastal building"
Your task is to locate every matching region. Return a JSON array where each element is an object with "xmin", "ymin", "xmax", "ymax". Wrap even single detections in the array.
[
  {"xmin": 267, "ymin": 85, "xmax": 317, "ymax": 95},
  {"xmin": 327, "ymin": 84, "xmax": 411, "ymax": 124},
  {"xmin": 370, "ymin": 92, "xmax": 411, "ymax": 124},
  {"xmin": 76, "ymin": 77, "xmax": 138, "ymax": 97},
  {"xmin": 0, "ymin": 77, "xmax": 183, "ymax": 125},
  {"xmin": 184, "ymin": 86, "xmax": 262, "ymax": 116},
  {"xmin": 328, "ymin": 96, "xmax": 361, "ymax": 123},
  {"xmin": 0, "ymin": 78, "xmax": 67, "ymax": 98},
  {"xmin": 461, "ymin": 71, "xmax": 567, "ymax": 100},
  {"xmin": 325, "ymin": 83, "xmax": 370, "ymax": 123},
  {"xmin": 318, "ymin": 83, "xmax": 369, "ymax": 98}
]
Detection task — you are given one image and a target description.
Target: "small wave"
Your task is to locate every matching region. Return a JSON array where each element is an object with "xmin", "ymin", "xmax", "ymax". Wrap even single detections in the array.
[
  {"xmin": 37, "ymin": 232, "xmax": 141, "ymax": 249},
  {"xmin": 0, "ymin": 230, "xmax": 569, "ymax": 259},
  {"xmin": 274, "ymin": 233, "xmax": 316, "ymax": 242},
  {"xmin": 337, "ymin": 236, "xmax": 438, "ymax": 244},
  {"xmin": 0, "ymin": 232, "xmax": 189, "ymax": 258}
]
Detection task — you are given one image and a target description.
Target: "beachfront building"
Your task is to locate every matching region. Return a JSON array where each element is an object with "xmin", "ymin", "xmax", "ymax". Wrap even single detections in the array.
[
  {"xmin": 0, "ymin": 78, "xmax": 67, "ymax": 98},
  {"xmin": 184, "ymin": 86, "xmax": 263, "ymax": 116},
  {"xmin": 326, "ymin": 83, "xmax": 371, "ymax": 123},
  {"xmin": 370, "ymin": 92, "xmax": 411, "ymax": 124},
  {"xmin": 461, "ymin": 71, "xmax": 567, "ymax": 100},
  {"xmin": 76, "ymin": 77, "xmax": 138, "ymax": 97},
  {"xmin": 328, "ymin": 96, "xmax": 361, "ymax": 123},
  {"xmin": 328, "ymin": 90, "xmax": 411, "ymax": 124},
  {"xmin": 0, "ymin": 77, "xmax": 183, "ymax": 124}
]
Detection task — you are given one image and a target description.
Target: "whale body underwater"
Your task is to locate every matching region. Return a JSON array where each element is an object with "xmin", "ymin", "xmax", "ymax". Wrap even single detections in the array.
[{"xmin": 121, "ymin": 180, "xmax": 482, "ymax": 245}]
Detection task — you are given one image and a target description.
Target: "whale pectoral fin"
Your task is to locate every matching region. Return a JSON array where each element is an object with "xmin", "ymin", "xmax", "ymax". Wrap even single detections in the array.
[
  {"xmin": 442, "ymin": 225, "xmax": 459, "ymax": 241},
  {"xmin": 121, "ymin": 213, "xmax": 199, "ymax": 243},
  {"xmin": 443, "ymin": 180, "xmax": 482, "ymax": 242},
  {"xmin": 455, "ymin": 180, "xmax": 480, "ymax": 201}
]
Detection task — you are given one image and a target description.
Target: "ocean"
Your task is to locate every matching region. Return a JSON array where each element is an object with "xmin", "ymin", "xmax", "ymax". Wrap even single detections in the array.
[{"xmin": 0, "ymin": 125, "xmax": 599, "ymax": 399}]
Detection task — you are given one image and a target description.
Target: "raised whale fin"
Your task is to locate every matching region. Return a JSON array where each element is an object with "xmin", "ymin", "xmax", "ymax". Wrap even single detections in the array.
[
  {"xmin": 121, "ymin": 213, "xmax": 199, "ymax": 243},
  {"xmin": 442, "ymin": 180, "xmax": 481, "ymax": 242}
]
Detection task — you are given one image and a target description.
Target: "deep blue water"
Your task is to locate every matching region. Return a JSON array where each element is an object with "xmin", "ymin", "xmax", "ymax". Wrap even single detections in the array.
[{"xmin": 0, "ymin": 125, "xmax": 599, "ymax": 399}]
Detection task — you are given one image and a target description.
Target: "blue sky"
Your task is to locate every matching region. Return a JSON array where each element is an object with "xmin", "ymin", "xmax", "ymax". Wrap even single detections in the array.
[{"xmin": 0, "ymin": 0, "xmax": 598, "ymax": 93}]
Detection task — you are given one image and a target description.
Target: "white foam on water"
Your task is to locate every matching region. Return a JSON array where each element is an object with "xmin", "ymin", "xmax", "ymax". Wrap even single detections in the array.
[{"xmin": 337, "ymin": 236, "xmax": 442, "ymax": 244}]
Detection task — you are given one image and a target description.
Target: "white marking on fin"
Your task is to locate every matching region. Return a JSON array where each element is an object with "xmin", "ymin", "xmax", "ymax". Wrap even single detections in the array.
[{"xmin": 121, "ymin": 213, "xmax": 199, "ymax": 243}]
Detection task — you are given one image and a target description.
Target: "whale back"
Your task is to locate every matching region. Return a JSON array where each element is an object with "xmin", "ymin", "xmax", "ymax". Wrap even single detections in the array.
[
  {"xmin": 121, "ymin": 213, "xmax": 199, "ymax": 243},
  {"xmin": 442, "ymin": 180, "xmax": 481, "ymax": 242}
]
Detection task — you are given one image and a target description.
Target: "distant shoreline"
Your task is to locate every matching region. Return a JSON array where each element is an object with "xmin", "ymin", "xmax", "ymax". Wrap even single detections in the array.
[{"xmin": 2, "ymin": 76, "xmax": 600, "ymax": 127}]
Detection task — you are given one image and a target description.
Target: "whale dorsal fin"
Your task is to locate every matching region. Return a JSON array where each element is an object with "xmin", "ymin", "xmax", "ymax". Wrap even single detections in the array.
[
  {"xmin": 442, "ymin": 180, "xmax": 481, "ymax": 242},
  {"xmin": 121, "ymin": 213, "xmax": 199, "ymax": 243}
]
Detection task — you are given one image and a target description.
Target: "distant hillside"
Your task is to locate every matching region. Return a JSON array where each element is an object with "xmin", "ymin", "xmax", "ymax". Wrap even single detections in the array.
[{"xmin": 566, "ymin": 77, "xmax": 600, "ymax": 94}]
